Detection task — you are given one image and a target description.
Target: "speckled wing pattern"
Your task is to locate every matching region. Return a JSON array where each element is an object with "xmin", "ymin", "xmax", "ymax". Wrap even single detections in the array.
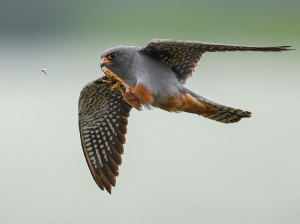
[
  {"xmin": 78, "ymin": 76, "xmax": 132, "ymax": 193},
  {"xmin": 140, "ymin": 38, "xmax": 292, "ymax": 84}
]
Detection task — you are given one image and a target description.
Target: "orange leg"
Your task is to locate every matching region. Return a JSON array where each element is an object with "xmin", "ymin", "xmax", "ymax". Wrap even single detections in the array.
[
  {"xmin": 116, "ymin": 85, "xmax": 125, "ymax": 94},
  {"xmin": 101, "ymin": 68, "xmax": 142, "ymax": 110},
  {"xmin": 110, "ymin": 82, "xmax": 126, "ymax": 94},
  {"xmin": 102, "ymin": 80, "xmax": 114, "ymax": 85},
  {"xmin": 101, "ymin": 68, "xmax": 130, "ymax": 89}
]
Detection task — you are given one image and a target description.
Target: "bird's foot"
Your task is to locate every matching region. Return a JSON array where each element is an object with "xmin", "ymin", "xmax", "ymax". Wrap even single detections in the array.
[
  {"xmin": 110, "ymin": 82, "xmax": 124, "ymax": 94},
  {"xmin": 110, "ymin": 82, "xmax": 119, "ymax": 90},
  {"xmin": 101, "ymin": 68, "xmax": 130, "ymax": 91},
  {"xmin": 101, "ymin": 80, "xmax": 114, "ymax": 85}
]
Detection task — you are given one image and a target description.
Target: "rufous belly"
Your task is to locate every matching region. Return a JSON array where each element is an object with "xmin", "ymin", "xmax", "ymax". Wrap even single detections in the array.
[
  {"xmin": 122, "ymin": 84, "xmax": 216, "ymax": 116},
  {"xmin": 159, "ymin": 93, "xmax": 218, "ymax": 115}
]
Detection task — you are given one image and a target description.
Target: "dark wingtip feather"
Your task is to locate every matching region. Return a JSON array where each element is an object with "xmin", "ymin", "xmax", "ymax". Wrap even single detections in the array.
[{"xmin": 272, "ymin": 46, "xmax": 295, "ymax": 51}]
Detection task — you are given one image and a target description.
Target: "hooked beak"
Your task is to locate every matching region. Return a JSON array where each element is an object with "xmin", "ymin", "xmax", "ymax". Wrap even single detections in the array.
[{"xmin": 100, "ymin": 57, "xmax": 111, "ymax": 68}]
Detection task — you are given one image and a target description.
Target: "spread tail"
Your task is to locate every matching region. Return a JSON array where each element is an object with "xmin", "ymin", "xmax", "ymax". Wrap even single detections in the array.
[
  {"xmin": 195, "ymin": 95, "xmax": 251, "ymax": 124},
  {"xmin": 182, "ymin": 88, "xmax": 251, "ymax": 124}
]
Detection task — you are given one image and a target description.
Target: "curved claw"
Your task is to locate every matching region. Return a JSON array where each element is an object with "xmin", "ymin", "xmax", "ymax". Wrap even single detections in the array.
[
  {"xmin": 111, "ymin": 82, "xmax": 120, "ymax": 90},
  {"xmin": 102, "ymin": 80, "xmax": 113, "ymax": 85},
  {"xmin": 101, "ymin": 68, "xmax": 130, "ymax": 89}
]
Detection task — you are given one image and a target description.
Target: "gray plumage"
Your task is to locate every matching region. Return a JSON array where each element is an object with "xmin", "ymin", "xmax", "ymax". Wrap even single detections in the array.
[
  {"xmin": 101, "ymin": 39, "xmax": 291, "ymax": 117},
  {"xmin": 79, "ymin": 38, "xmax": 292, "ymax": 193}
]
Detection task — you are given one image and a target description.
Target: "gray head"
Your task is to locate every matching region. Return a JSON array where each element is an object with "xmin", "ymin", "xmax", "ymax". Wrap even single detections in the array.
[
  {"xmin": 100, "ymin": 44, "xmax": 182, "ymax": 101},
  {"xmin": 100, "ymin": 45, "xmax": 137, "ymax": 77}
]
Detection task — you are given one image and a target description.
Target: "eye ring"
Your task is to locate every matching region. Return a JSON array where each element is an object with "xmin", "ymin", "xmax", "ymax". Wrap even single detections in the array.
[{"xmin": 108, "ymin": 53, "xmax": 117, "ymax": 60}]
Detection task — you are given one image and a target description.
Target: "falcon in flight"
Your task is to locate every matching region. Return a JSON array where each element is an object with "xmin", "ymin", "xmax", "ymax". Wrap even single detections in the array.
[{"xmin": 78, "ymin": 39, "xmax": 292, "ymax": 193}]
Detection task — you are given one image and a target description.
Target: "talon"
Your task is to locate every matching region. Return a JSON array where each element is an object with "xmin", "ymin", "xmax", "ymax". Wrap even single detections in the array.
[
  {"xmin": 101, "ymin": 68, "xmax": 131, "ymax": 93},
  {"xmin": 102, "ymin": 80, "xmax": 113, "ymax": 85},
  {"xmin": 111, "ymin": 82, "xmax": 120, "ymax": 90}
]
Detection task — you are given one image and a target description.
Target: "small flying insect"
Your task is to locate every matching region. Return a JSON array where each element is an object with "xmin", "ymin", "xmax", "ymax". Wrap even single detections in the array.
[{"xmin": 41, "ymin": 68, "xmax": 48, "ymax": 75}]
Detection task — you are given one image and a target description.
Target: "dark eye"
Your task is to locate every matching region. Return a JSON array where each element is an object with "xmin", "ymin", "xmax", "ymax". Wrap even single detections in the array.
[{"xmin": 108, "ymin": 53, "xmax": 117, "ymax": 59}]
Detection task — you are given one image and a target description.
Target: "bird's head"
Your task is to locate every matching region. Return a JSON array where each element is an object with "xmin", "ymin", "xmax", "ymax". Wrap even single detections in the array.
[{"xmin": 100, "ymin": 45, "xmax": 136, "ymax": 75}]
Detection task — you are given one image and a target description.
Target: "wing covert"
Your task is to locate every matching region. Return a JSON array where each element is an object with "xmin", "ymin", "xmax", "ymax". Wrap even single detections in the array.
[
  {"xmin": 78, "ymin": 76, "xmax": 132, "ymax": 193},
  {"xmin": 140, "ymin": 38, "xmax": 292, "ymax": 84}
]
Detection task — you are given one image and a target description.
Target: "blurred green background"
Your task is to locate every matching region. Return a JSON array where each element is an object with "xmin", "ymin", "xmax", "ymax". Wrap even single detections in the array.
[{"xmin": 1, "ymin": 0, "xmax": 299, "ymax": 224}]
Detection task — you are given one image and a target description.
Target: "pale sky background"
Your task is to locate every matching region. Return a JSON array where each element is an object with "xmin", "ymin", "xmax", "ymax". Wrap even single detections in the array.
[{"xmin": 0, "ymin": 0, "xmax": 299, "ymax": 223}]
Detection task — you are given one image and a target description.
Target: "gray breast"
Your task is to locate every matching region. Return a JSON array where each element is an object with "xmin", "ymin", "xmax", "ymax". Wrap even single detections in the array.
[{"xmin": 130, "ymin": 50, "xmax": 183, "ymax": 105}]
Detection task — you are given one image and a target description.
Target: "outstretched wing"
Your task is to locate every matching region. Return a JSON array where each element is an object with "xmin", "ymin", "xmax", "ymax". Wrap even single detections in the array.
[
  {"xmin": 140, "ymin": 38, "xmax": 292, "ymax": 84},
  {"xmin": 78, "ymin": 76, "xmax": 132, "ymax": 194}
]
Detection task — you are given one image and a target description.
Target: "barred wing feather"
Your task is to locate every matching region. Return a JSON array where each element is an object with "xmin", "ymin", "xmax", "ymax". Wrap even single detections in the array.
[
  {"xmin": 78, "ymin": 76, "xmax": 132, "ymax": 193},
  {"xmin": 140, "ymin": 38, "xmax": 292, "ymax": 84}
]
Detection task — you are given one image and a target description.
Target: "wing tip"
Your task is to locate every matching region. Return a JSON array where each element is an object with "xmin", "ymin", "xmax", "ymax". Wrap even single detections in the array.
[
  {"xmin": 97, "ymin": 180, "xmax": 112, "ymax": 194},
  {"xmin": 267, "ymin": 46, "xmax": 295, "ymax": 52}
]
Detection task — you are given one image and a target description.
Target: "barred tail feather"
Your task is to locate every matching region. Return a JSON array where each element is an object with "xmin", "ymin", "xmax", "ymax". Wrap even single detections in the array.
[
  {"xmin": 201, "ymin": 103, "xmax": 252, "ymax": 123},
  {"xmin": 196, "ymin": 96, "xmax": 251, "ymax": 124}
]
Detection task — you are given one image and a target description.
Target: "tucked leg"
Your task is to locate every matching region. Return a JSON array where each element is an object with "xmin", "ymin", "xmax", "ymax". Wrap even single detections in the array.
[{"xmin": 102, "ymin": 68, "xmax": 130, "ymax": 89}]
